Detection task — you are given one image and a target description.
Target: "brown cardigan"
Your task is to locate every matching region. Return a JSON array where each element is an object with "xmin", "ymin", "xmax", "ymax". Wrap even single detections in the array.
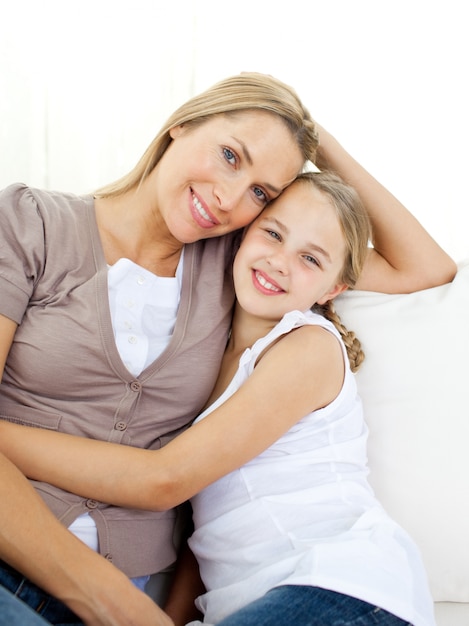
[{"xmin": 0, "ymin": 183, "xmax": 237, "ymax": 577}]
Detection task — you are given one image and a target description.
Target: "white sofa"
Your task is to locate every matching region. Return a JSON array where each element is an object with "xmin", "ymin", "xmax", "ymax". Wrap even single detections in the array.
[{"xmin": 334, "ymin": 258, "xmax": 469, "ymax": 626}]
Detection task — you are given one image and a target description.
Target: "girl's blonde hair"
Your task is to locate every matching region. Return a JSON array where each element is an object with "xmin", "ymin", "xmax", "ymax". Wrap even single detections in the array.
[
  {"xmin": 95, "ymin": 72, "xmax": 319, "ymax": 198},
  {"xmin": 297, "ymin": 171, "xmax": 371, "ymax": 372}
]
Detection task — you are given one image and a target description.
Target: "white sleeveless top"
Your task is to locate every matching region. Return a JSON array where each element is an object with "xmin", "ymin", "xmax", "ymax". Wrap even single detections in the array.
[{"xmin": 187, "ymin": 309, "xmax": 435, "ymax": 626}]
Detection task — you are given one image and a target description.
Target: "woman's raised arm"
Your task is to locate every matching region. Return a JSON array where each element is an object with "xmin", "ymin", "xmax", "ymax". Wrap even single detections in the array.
[{"xmin": 315, "ymin": 125, "xmax": 457, "ymax": 293}]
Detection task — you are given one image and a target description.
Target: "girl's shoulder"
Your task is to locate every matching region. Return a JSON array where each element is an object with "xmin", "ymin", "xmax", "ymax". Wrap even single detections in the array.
[{"xmin": 250, "ymin": 309, "xmax": 342, "ymax": 362}]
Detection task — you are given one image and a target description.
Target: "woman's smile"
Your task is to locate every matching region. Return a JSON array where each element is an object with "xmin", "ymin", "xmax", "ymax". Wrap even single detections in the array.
[
  {"xmin": 155, "ymin": 111, "xmax": 303, "ymax": 243},
  {"xmin": 190, "ymin": 189, "xmax": 220, "ymax": 228}
]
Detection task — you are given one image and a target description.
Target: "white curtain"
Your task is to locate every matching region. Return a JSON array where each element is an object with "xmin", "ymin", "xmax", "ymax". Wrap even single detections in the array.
[{"xmin": 1, "ymin": 0, "xmax": 468, "ymax": 261}]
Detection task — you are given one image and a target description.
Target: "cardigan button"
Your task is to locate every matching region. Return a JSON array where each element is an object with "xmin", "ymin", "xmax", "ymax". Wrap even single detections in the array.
[
  {"xmin": 85, "ymin": 499, "xmax": 98, "ymax": 509},
  {"xmin": 130, "ymin": 381, "xmax": 141, "ymax": 392},
  {"xmin": 115, "ymin": 421, "xmax": 127, "ymax": 431}
]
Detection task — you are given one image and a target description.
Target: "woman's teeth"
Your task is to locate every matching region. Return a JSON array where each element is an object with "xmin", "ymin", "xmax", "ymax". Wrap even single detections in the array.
[{"xmin": 192, "ymin": 194, "xmax": 213, "ymax": 222}]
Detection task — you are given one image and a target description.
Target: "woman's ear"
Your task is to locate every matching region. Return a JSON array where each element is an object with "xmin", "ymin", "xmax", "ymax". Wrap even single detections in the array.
[
  {"xmin": 169, "ymin": 124, "xmax": 185, "ymax": 139},
  {"xmin": 317, "ymin": 283, "xmax": 348, "ymax": 306}
]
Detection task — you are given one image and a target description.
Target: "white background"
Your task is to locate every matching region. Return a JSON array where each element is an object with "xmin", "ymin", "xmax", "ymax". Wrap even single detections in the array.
[{"xmin": 1, "ymin": 0, "xmax": 468, "ymax": 261}]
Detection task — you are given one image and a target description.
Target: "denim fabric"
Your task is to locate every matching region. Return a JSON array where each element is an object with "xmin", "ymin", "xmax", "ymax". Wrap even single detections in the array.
[
  {"xmin": 0, "ymin": 584, "xmax": 52, "ymax": 625},
  {"xmin": 0, "ymin": 560, "xmax": 83, "ymax": 625},
  {"xmin": 216, "ymin": 585, "xmax": 412, "ymax": 626},
  {"xmin": 132, "ymin": 574, "xmax": 150, "ymax": 591}
]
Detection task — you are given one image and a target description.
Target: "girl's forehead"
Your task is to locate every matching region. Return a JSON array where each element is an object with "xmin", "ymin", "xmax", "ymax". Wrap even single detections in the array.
[{"xmin": 268, "ymin": 182, "xmax": 329, "ymax": 214}]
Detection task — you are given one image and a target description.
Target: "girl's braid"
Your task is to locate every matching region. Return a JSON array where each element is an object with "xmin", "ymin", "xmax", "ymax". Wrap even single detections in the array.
[{"xmin": 314, "ymin": 300, "xmax": 364, "ymax": 373}]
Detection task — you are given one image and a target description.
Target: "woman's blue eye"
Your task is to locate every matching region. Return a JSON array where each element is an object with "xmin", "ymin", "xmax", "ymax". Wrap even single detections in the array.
[
  {"xmin": 223, "ymin": 147, "xmax": 236, "ymax": 165},
  {"xmin": 253, "ymin": 187, "xmax": 267, "ymax": 203}
]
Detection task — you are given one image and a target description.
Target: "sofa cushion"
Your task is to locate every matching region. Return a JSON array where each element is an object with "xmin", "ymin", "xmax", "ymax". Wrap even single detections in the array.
[{"xmin": 334, "ymin": 259, "xmax": 469, "ymax": 602}]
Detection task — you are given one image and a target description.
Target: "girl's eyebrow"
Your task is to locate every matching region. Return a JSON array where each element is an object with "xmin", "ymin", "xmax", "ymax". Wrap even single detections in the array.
[
  {"xmin": 260, "ymin": 216, "xmax": 332, "ymax": 263},
  {"xmin": 306, "ymin": 241, "xmax": 332, "ymax": 263},
  {"xmin": 258, "ymin": 216, "xmax": 286, "ymax": 231}
]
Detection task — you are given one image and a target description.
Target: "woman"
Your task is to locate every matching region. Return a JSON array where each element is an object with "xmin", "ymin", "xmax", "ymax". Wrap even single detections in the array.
[
  {"xmin": 0, "ymin": 72, "xmax": 317, "ymax": 626},
  {"xmin": 1, "ymin": 169, "xmax": 445, "ymax": 626}
]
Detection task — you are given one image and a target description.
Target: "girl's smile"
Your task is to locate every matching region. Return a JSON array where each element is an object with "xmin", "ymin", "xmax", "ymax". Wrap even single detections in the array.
[{"xmin": 252, "ymin": 269, "xmax": 284, "ymax": 295}]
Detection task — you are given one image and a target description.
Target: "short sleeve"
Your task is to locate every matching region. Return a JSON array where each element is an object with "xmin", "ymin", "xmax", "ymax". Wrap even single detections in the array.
[{"xmin": 0, "ymin": 184, "xmax": 46, "ymax": 323}]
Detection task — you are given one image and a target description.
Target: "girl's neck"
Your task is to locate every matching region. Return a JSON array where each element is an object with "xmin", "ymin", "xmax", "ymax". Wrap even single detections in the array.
[
  {"xmin": 203, "ymin": 306, "xmax": 282, "ymax": 410},
  {"xmin": 227, "ymin": 305, "xmax": 279, "ymax": 354}
]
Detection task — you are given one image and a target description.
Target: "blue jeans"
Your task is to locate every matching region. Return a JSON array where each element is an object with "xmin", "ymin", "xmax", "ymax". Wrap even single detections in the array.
[
  {"xmin": 0, "ymin": 584, "xmax": 52, "ymax": 625},
  {"xmin": 0, "ymin": 560, "xmax": 83, "ymax": 625},
  {"xmin": 216, "ymin": 585, "xmax": 412, "ymax": 626}
]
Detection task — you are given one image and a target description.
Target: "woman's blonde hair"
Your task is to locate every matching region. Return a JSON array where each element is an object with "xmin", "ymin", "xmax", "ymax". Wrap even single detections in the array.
[
  {"xmin": 297, "ymin": 171, "xmax": 371, "ymax": 372},
  {"xmin": 95, "ymin": 72, "xmax": 318, "ymax": 198}
]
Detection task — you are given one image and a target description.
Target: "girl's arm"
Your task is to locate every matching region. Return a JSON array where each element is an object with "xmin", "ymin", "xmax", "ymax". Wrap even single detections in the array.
[
  {"xmin": 163, "ymin": 539, "xmax": 205, "ymax": 626},
  {"xmin": 315, "ymin": 125, "xmax": 457, "ymax": 293},
  {"xmin": 0, "ymin": 324, "xmax": 343, "ymax": 511}
]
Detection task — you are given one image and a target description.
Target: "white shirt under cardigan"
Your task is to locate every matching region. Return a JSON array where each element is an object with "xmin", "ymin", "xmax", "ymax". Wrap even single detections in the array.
[
  {"xmin": 69, "ymin": 255, "xmax": 183, "ymax": 588},
  {"xmin": 187, "ymin": 309, "xmax": 435, "ymax": 626}
]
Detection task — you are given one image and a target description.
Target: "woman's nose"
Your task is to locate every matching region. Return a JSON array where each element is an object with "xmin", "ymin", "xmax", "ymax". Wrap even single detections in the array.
[{"xmin": 213, "ymin": 178, "xmax": 245, "ymax": 212}]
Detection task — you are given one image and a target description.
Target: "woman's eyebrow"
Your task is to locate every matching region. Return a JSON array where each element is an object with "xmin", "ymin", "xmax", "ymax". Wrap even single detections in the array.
[{"xmin": 230, "ymin": 136, "xmax": 282, "ymax": 195}]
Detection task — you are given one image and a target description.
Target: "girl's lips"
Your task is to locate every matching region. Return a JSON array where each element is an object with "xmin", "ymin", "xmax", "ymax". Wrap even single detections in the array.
[
  {"xmin": 190, "ymin": 190, "xmax": 220, "ymax": 229},
  {"xmin": 252, "ymin": 270, "xmax": 284, "ymax": 295}
]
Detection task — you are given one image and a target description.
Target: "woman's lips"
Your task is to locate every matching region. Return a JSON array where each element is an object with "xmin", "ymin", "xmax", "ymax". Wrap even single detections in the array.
[{"xmin": 190, "ymin": 190, "xmax": 219, "ymax": 228}]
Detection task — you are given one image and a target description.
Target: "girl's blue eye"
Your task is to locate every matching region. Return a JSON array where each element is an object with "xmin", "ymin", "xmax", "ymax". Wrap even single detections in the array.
[
  {"xmin": 305, "ymin": 255, "xmax": 319, "ymax": 266},
  {"xmin": 223, "ymin": 147, "xmax": 236, "ymax": 165},
  {"xmin": 267, "ymin": 230, "xmax": 281, "ymax": 241}
]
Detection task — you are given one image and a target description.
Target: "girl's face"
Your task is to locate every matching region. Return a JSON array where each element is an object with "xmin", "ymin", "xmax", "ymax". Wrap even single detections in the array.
[
  {"xmin": 233, "ymin": 181, "xmax": 348, "ymax": 321},
  {"xmin": 153, "ymin": 111, "xmax": 304, "ymax": 243}
]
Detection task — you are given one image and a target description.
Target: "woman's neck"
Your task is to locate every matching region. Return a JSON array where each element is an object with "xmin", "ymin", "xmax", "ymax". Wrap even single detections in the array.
[{"xmin": 94, "ymin": 190, "xmax": 183, "ymax": 276}]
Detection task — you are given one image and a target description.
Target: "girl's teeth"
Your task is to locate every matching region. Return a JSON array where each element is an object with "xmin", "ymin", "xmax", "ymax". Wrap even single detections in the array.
[{"xmin": 256, "ymin": 272, "xmax": 281, "ymax": 292}]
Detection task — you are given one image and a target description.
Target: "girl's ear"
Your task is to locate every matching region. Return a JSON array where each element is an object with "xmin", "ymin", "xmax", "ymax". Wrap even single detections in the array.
[{"xmin": 317, "ymin": 282, "xmax": 348, "ymax": 306}]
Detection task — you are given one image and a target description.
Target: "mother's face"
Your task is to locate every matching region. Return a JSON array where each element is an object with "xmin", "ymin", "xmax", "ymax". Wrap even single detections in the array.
[{"xmin": 154, "ymin": 111, "xmax": 305, "ymax": 243}]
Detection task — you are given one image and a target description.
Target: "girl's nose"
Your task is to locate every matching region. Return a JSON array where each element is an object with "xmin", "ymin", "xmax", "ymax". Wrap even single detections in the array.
[{"xmin": 267, "ymin": 251, "xmax": 289, "ymax": 274}]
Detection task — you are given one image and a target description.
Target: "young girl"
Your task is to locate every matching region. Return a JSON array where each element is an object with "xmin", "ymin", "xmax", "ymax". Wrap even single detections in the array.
[
  {"xmin": 181, "ymin": 171, "xmax": 434, "ymax": 626},
  {"xmin": 0, "ymin": 170, "xmax": 438, "ymax": 625}
]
